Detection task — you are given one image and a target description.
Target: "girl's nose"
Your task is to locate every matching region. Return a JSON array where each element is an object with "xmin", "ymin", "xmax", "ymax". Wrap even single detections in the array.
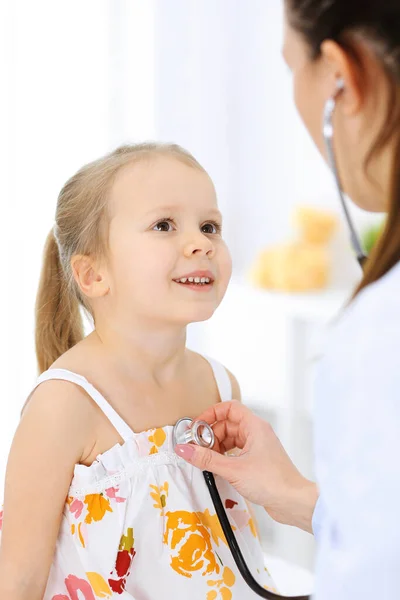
[{"xmin": 183, "ymin": 232, "xmax": 215, "ymax": 258}]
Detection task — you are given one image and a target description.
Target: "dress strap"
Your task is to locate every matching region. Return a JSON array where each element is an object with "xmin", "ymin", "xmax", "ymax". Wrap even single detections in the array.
[
  {"xmin": 35, "ymin": 369, "xmax": 134, "ymax": 442},
  {"xmin": 203, "ymin": 356, "xmax": 232, "ymax": 402}
]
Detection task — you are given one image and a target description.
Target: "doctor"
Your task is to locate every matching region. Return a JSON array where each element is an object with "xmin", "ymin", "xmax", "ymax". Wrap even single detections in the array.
[{"xmin": 175, "ymin": 0, "xmax": 400, "ymax": 598}]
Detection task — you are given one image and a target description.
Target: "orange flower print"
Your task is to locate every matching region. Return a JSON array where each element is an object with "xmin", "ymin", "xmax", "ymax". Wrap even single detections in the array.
[
  {"xmin": 148, "ymin": 427, "xmax": 167, "ymax": 454},
  {"xmin": 108, "ymin": 527, "xmax": 136, "ymax": 594},
  {"xmin": 163, "ymin": 510, "xmax": 225, "ymax": 578},
  {"xmin": 198, "ymin": 509, "xmax": 227, "ymax": 547},
  {"xmin": 84, "ymin": 494, "xmax": 113, "ymax": 524},
  {"xmin": 207, "ymin": 566, "xmax": 236, "ymax": 600},
  {"xmin": 150, "ymin": 482, "xmax": 169, "ymax": 513},
  {"xmin": 67, "ymin": 493, "xmax": 114, "ymax": 548}
]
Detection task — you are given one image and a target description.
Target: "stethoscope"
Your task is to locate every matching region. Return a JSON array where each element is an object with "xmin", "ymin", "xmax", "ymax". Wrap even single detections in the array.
[{"xmin": 173, "ymin": 79, "xmax": 367, "ymax": 599}]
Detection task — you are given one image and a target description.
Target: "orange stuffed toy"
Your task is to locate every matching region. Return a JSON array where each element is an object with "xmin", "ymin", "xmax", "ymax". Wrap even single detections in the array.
[{"xmin": 249, "ymin": 206, "xmax": 338, "ymax": 292}]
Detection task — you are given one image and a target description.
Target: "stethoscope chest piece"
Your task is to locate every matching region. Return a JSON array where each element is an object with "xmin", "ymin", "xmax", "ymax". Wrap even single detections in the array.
[{"xmin": 173, "ymin": 417, "xmax": 215, "ymax": 449}]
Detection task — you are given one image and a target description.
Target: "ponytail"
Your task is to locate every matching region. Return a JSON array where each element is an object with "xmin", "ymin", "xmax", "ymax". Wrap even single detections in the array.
[
  {"xmin": 354, "ymin": 131, "xmax": 400, "ymax": 297},
  {"xmin": 35, "ymin": 229, "xmax": 84, "ymax": 374}
]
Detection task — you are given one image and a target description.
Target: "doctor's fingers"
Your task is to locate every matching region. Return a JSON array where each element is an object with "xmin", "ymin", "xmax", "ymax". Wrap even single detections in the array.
[
  {"xmin": 210, "ymin": 420, "xmax": 247, "ymax": 453},
  {"xmin": 194, "ymin": 400, "xmax": 254, "ymax": 432}
]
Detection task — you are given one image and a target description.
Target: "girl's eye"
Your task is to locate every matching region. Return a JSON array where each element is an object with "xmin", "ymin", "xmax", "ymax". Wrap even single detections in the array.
[
  {"xmin": 201, "ymin": 222, "xmax": 221, "ymax": 235},
  {"xmin": 153, "ymin": 220, "xmax": 174, "ymax": 232}
]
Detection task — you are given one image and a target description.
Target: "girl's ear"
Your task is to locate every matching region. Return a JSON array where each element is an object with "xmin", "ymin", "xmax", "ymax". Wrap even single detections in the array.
[{"xmin": 71, "ymin": 255, "xmax": 110, "ymax": 299}]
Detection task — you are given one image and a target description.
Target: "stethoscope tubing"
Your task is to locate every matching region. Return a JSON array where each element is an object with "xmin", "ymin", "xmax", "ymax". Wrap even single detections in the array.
[{"xmin": 203, "ymin": 470, "xmax": 310, "ymax": 599}]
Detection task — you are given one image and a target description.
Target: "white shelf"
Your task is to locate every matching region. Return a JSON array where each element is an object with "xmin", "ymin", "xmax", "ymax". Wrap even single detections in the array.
[{"xmin": 228, "ymin": 278, "xmax": 351, "ymax": 324}]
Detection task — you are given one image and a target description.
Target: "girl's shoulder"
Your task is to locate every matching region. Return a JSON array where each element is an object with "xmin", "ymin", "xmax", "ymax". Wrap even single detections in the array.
[
  {"xmin": 21, "ymin": 368, "xmax": 98, "ymax": 457},
  {"xmin": 6, "ymin": 374, "xmax": 97, "ymax": 491}
]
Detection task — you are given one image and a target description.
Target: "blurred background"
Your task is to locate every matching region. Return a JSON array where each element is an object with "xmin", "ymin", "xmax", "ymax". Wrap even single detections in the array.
[{"xmin": 1, "ymin": 0, "xmax": 384, "ymax": 579}]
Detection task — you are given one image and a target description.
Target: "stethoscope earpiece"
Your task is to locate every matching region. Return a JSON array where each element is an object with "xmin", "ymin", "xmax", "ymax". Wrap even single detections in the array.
[{"xmin": 336, "ymin": 78, "xmax": 345, "ymax": 92}]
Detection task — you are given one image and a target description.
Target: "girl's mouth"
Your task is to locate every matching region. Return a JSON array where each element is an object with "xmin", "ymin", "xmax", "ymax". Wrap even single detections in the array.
[{"xmin": 173, "ymin": 272, "xmax": 215, "ymax": 291}]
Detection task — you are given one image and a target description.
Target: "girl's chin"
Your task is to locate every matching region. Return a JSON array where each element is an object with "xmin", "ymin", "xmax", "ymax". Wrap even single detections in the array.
[{"xmin": 172, "ymin": 306, "xmax": 218, "ymax": 326}]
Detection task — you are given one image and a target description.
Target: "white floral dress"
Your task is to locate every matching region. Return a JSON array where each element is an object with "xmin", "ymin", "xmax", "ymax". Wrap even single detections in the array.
[{"xmin": 0, "ymin": 357, "xmax": 277, "ymax": 599}]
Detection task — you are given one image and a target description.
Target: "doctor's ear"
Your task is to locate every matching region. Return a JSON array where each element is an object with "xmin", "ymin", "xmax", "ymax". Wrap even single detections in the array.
[
  {"xmin": 320, "ymin": 40, "xmax": 365, "ymax": 116},
  {"xmin": 71, "ymin": 255, "xmax": 110, "ymax": 299}
]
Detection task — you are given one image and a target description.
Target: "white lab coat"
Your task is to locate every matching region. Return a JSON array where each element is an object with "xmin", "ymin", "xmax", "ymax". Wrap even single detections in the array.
[{"xmin": 312, "ymin": 260, "xmax": 400, "ymax": 599}]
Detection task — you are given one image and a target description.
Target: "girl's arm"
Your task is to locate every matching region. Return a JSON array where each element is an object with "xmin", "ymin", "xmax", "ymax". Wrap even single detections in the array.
[{"xmin": 0, "ymin": 380, "xmax": 95, "ymax": 600}]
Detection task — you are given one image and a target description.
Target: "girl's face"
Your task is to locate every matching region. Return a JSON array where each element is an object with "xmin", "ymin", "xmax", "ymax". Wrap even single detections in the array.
[{"xmin": 104, "ymin": 156, "xmax": 232, "ymax": 328}]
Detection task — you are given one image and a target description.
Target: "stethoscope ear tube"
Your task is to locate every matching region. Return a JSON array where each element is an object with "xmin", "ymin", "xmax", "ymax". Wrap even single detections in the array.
[
  {"xmin": 323, "ymin": 81, "xmax": 367, "ymax": 269},
  {"xmin": 202, "ymin": 471, "xmax": 310, "ymax": 600}
]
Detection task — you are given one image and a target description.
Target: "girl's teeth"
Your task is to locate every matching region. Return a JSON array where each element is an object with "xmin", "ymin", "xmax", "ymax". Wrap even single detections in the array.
[{"xmin": 175, "ymin": 277, "xmax": 212, "ymax": 284}]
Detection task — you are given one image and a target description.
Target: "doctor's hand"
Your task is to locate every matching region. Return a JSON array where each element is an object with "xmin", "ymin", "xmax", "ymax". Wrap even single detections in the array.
[{"xmin": 174, "ymin": 401, "xmax": 318, "ymax": 534}]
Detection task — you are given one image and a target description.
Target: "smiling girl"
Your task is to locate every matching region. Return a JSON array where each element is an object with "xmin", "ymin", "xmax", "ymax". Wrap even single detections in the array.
[{"xmin": 0, "ymin": 144, "xmax": 276, "ymax": 599}]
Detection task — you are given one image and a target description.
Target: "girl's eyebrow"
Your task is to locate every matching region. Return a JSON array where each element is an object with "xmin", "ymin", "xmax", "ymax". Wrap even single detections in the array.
[
  {"xmin": 144, "ymin": 205, "xmax": 223, "ymax": 221},
  {"xmin": 144, "ymin": 204, "xmax": 180, "ymax": 217}
]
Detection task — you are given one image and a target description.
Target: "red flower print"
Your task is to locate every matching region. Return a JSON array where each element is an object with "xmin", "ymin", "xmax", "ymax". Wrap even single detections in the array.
[
  {"xmin": 225, "ymin": 499, "xmax": 238, "ymax": 509},
  {"xmin": 108, "ymin": 527, "xmax": 136, "ymax": 594}
]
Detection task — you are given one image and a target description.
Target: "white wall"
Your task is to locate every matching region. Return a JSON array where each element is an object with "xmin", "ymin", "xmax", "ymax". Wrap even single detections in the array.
[
  {"xmin": 1, "ymin": 0, "xmax": 156, "ymax": 483},
  {"xmin": 152, "ymin": 0, "xmax": 377, "ymax": 284},
  {"xmin": 1, "ymin": 0, "xmax": 107, "ymax": 482}
]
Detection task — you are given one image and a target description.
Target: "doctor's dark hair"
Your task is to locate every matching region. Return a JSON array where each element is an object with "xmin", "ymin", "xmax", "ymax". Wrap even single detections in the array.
[
  {"xmin": 35, "ymin": 143, "xmax": 206, "ymax": 374},
  {"xmin": 286, "ymin": 0, "xmax": 400, "ymax": 297}
]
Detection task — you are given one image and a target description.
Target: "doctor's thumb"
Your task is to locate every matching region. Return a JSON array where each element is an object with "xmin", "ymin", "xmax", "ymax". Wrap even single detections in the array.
[{"xmin": 175, "ymin": 444, "xmax": 232, "ymax": 477}]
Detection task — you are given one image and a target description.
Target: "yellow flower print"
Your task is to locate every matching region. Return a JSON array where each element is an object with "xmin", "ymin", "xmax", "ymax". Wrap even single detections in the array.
[
  {"xmin": 84, "ymin": 494, "xmax": 113, "ymax": 524},
  {"xmin": 164, "ymin": 510, "xmax": 223, "ymax": 578},
  {"xmin": 150, "ymin": 482, "xmax": 169, "ymax": 513},
  {"xmin": 148, "ymin": 427, "xmax": 167, "ymax": 454},
  {"xmin": 264, "ymin": 584, "xmax": 279, "ymax": 594},
  {"xmin": 206, "ymin": 566, "xmax": 236, "ymax": 599},
  {"xmin": 71, "ymin": 522, "xmax": 87, "ymax": 548},
  {"xmin": 248, "ymin": 517, "xmax": 257, "ymax": 538},
  {"xmin": 86, "ymin": 572, "xmax": 112, "ymax": 598}
]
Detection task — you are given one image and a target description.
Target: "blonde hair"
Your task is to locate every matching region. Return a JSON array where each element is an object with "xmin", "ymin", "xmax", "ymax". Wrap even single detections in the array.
[{"xmin": 35, "ymin": 143, "xmax": 206, "ymax": 374}]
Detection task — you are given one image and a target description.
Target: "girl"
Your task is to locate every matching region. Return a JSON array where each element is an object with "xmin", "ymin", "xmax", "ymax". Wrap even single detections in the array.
[{"xmin": 0, "ymin": 144, "xmax": 276, "ymax": 599}]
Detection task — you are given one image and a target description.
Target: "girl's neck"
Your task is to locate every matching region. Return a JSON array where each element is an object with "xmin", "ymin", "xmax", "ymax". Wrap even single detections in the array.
[{"xmin": 90, "ymin": 320, "xmax": 188, "ymax": 384}]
